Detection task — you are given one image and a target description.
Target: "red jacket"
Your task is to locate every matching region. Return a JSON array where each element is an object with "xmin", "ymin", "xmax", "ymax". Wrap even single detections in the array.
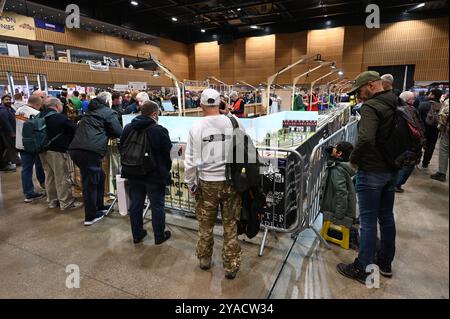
[{"xmin": 231, "ymin": 99, "xmax": 245, "ymax": 118}]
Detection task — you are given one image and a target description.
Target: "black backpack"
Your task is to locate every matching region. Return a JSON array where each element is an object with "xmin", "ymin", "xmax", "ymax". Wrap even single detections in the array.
[
  {"xmin": 22, "ymin": 111, "xmax": 61, "ymax": 154},
  {"xmin": 225, "ymin": 114, "xmax": 262, "ymax": 193},
  {"xmin": 238, "ymin": 187, "xmax": 266, "ymax": 239},
  {"xmin": 120, "ymin": 125, "xmax": 156, "ymax": 178},
  {"xmin": 375, "ymin": 100, "xmax": 423, "ymax": 169}
]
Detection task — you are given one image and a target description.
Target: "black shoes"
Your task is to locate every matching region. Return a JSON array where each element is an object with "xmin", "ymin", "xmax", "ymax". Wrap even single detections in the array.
[
  {"xmin": 225, "ymin": 272, "xmax": 237, "ymax": 280},
  {"xmin": 375, "ymin": 257, "xmax": 393, "ymax": 278},
  {"xmin": 24, "ymin": 192, "xmax": 45, "ymax": 203},
  {"xmin": 337, "ymin": 262, "xmax": 369, "ymax": 285},
  {"xmin": 395, "ymin": 186, "xmax": 405, "ymax": 193},
  {"xmin": 155, "ymin": 231, "xmax": 171, "ymax": 245},
  {"xmin": 199, "ymin": 257, "xmax": 212, "ymax": 271},
  {"xmin": 431, "ymin": 172, "xmax": 447, "ymax": 182},
  {"xmin": 134, "ymin": 230, "xmax": 148, "ymax": 244}
]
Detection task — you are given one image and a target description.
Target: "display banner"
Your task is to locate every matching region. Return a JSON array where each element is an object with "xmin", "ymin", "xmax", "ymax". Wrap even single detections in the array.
[
  {"xmin": 0, "ymin": 12, "xmax": 36, "ymax": 41},
  {"xmin": 88, "ymin": 61, "xmax": 109, "ymax": 72},
  {"xmin": 129, "ymin": 82, "xmax": 147, "ymax": 91},
  {"xmin": 34, "ymin": 18, "xmax": 65, "ymax": 33},
  {"xmin": 184, "ymin": 80, "xmax": 209, "ymax": 92}
]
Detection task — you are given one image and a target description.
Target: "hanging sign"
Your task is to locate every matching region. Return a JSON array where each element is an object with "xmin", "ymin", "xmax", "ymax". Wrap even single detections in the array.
[{"xmin": 0, "ymin": 12, "xmax": 36, "ymax": 41}]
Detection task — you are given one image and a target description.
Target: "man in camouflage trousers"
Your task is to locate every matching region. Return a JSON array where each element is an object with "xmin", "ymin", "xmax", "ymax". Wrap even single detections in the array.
[{"xmin": 185, "ymin": 88, "xmax": 243, "ymax": 280}]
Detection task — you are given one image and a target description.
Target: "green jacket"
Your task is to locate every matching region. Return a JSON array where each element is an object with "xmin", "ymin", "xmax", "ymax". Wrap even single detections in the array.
[
  {"xmin": 70, "ymin": 97, "xmax": 82, "ymax": 111},
  {"xmin": 320, "ymin": 161, "xmax": 356, "ymax": 227},
  {"xmin": 350, "ymin": 90, "xmax": 398, "ymax": 172}
]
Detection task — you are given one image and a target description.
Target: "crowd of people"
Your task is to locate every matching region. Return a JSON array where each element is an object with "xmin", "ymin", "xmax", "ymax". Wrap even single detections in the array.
[{"xmin": 0, "ymin": 70, "xmax": 448, "ymax": 283}]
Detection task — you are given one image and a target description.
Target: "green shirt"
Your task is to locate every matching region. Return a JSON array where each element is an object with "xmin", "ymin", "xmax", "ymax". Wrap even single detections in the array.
[{"xmin": 70, "ymin": 97, "xmax": 82, "ymax": 111}]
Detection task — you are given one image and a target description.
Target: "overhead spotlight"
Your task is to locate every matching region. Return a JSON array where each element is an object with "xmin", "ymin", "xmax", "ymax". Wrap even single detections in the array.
[
  {"xmin": 130, "ymin": 1, "xmax": 138, "ymax": 5},
  {"xmin": 250, "ymin": 25, "xmax": 259, "ymax": 29},
  {"xmin": 324, "ymin": 14, "xmax": 328, "ymax": 18},
  {"xmin": 153, "ymin": 72, "xmax": 160, "ymax": 77},
  {"xmin": 338, "ymin": 71, "xmax": 344, "ymax": 76},
  {"xmin": 172, "ymin": 17, "xmax": 178, "ymax": 22},
  {"xmin": 326, "ymin": 20, "xmax": 332, "ymax": 26},
  {"xmin": 416, "ymin": 2, "xmax": 426, "ymax": 8},
  {"xmin": 201, "ymin": 29, "xmax": 206, "ymax": 33},
  {"xmin": 237, "ymin": 8, "xmax": 241, "ymax": 11}
]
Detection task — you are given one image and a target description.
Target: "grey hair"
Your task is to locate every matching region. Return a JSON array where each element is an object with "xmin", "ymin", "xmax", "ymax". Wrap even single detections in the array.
[
  {"xmin": 136, "ymin": 92, "xmax": 150, "ymax": 102},
  {"xmin": 43, "ymin": 97, "xmax": 62, "ymax": 110},
  {"xmin": 400, "ymin": 91, "xmax": 415, "ymax": 104},
  {"xmin": 381, "ymin": 74, "xmax": 394, "ymax": 84},
  {"xmin": 96, "ymin": 91, "xmax": 112, "ymax": 106},
  {"xmin": 230, "ymin": 91, "xmax": 238, "ymax": 98}
]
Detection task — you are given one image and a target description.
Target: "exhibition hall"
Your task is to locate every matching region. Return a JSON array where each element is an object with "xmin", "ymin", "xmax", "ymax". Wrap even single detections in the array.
[{"xmin": 0, "ymin": 0, "xmax": 448, "ymax": 303}]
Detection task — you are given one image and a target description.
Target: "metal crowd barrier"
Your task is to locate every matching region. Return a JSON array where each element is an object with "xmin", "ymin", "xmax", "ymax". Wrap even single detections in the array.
[{"xmin": 302, "ymin": 119, "xmax": 359, "ymax": 249}]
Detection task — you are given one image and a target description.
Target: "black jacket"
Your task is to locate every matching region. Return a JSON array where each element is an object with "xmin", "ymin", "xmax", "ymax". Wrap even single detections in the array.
[
  {"xmin": 41, "ymin": 109, "xmax": 77, "ymax": 153},
  {"xmin": 69, "ymin": 98, "xmax": 123, "ymax": 157},
  {"xmin": 0, "ymin": 105, "xmax": 15, "ymax": 135},
  {"xmin": 120, "ymin": 115, "xmax": 172, "ymax": 186},
  {"xmin": 350, "ymin": 90, "xmax": 398, "ymax": 172},
  {"xmin": 418, "ymin": 100, "xmax": 440, "ymax": 135},
  {"xmin": 123, "ymin": 99, "xmax": 139, "ymax": 115}
]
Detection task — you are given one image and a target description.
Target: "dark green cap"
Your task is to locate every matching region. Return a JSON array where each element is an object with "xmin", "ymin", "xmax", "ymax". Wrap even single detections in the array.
[{"xmin": 348, "ymin": 71, "xmax": 382, "ymax": 94}]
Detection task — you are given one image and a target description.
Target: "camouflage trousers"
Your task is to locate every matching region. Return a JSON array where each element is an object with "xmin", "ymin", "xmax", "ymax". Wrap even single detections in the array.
[{"xmin": 195, "ymin": 180, "xmax": 242, "ymax": 273}]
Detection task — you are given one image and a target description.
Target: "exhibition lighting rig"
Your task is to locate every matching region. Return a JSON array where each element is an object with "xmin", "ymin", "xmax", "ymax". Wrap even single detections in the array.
[
  {"xmin": 148, "ymin": 53, "xmax": 183, "ymax": 116},
  {"xmin": 309, "ymin": 69, "xmax": 340, "ymax": 111},
  {"xmin": 291, "ymin": 61, "xmax": 336, "ymax": 111},
  {"xmin": 267, "ymin": 53, "xmax": 323, "ymax": 114}
]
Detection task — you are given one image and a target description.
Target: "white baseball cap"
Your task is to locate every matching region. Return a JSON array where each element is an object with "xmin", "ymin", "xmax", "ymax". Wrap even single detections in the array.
[{"xmin": 201, "ymin": 88, "xmax": 221, "ymax": 106}]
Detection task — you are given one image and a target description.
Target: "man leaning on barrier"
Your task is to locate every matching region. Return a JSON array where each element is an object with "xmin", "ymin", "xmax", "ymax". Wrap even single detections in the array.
[{"xmin": 184, "ymin": 88, "xmax": 243, "ymax": 280}]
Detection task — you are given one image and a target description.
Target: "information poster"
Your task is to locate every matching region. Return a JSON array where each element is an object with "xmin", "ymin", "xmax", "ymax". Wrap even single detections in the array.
[{"xmin": 0, "ymin": 13, "xmax": 36, "ymax": 41}]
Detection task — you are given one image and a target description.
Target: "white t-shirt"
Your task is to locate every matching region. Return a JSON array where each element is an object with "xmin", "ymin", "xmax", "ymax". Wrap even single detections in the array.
[
  {"xmin": 184, "ymin": 114, "xmax": 244, "ymax": 188},
  {"xmin": 15, "ymin": 105, "xmax": 40, "ymax": 150}
]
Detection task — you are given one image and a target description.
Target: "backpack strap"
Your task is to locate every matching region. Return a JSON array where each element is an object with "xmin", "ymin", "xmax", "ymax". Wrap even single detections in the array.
[{"xmin": 225, "ymin": 114, "xmax": 239, "ymax": 129}]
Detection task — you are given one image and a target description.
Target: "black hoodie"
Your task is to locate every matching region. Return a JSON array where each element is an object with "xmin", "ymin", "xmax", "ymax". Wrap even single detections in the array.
[
  {"xmin": 120, "ymin": 115, "xmax": 172, "ymax": 185},
  {"xmin": 69, "ymin": 98, "xmax": 123, "ymax": 157}
]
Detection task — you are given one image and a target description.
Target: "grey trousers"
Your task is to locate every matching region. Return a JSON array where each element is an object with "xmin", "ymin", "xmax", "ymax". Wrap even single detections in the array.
[{"xmin": 438, "ymin": 132, "xmax": 449, "ymax": 175}]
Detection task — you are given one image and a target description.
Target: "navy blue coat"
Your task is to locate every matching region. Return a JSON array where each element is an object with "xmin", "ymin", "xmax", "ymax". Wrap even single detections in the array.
[{"xmin": 120, "ymin": 115, "xmax": 172, "ymax": 186}]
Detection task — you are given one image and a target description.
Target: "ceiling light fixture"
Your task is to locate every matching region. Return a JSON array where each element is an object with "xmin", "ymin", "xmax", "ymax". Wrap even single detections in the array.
[
  {"xmin": 172, "ymin": 17, "xmax": 178, "ymax": 22},
  {"xmin": 130, "ymin": 1, "xmax": 138, "ymax": 6},
  {"xmin": 237, "ymin": 8, "xmax": 241, "ymax": 11},
  {"xmin": 338, "ymin": 71, "xmax": 344, "ymax": 76},
  {"xmin": 416, "ymin": 2, "xmax": 426, "ymax": 8},
  {"xmin": 250, "ymin": 25, "xmax": 258, "ymax": 29},
  {"xmin": 153, "ymin": 72, "xmax": 160, "ymax": 77},
  {"xmin": 201, "ymin": 29, "xmax": 206, "ymax": 33}
]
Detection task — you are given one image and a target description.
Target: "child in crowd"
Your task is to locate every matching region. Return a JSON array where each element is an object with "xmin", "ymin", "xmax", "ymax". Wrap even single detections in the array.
[{"xmin": 320, "ymin": 141, "xmax": 359, "ymax": 249}]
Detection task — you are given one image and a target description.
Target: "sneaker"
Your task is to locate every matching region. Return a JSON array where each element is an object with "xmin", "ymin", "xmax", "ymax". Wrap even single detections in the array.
[
  {"xmin": 61, "ymin": 201, "xmax": 84, "ymax": 211},
  {"xmin": 48, "ymin": 200, "xmax": 60, "ymax": 209},
  {"xmin": 155, "ymin": 231, "xmax": 171, "ymax": 245},
  {"xmin": 97, "ymin": 205, "xmax": 112, "ymax": 214},
  {"xmin": 199, "ymin": 257, "xmax": 212, "ymax": 271},
  {"xmin": 133, "ymin": 230, "xmax": 148, "ymax": 244},
  {"xmin": 24, "ymin": 192, "xmax": 45, "ymax": 203},
  {"xmin": 225, "ymin": 271, "xmax": 237, "ymax": 280},
  {"xmin": 337, "ymin": 262, "xmax": 369, "ymax": 285},
  {"xmin": 431, "ymin": 173, "xmax": 446, "ymax": 182},
  {"xmin": 395, "ymin": 186, "xmax": 405, "ymax": 193},
  {"xmin": 84, "ymin": 212, "xmax": 105, "ymax": 226},
  {"xmin": 375, "ymin": 258, "xmax": 393, "ymax": 278},
  {"xmin": 0, "ymin": 164, "xmax": 16, "ymax": 172}
]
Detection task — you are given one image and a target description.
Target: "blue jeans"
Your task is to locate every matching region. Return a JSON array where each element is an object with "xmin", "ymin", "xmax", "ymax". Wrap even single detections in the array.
[
  {"xmin": 128, "ymin": 180, "xmax": 166, "ymax": 242},
  {"xmin": 356, "ymin": 171, "xmax": 398, "ymax": 269},
  {"xmin": 20, "ymin": 151, "xmax": 45, "ymax": 198},
  {"xmin": 396, "ymin": 166, "xmax": 415, "ymax": 187}
]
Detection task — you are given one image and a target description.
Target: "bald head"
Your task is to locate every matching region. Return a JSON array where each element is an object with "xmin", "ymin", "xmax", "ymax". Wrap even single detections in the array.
[
  {"xmin": 27, "ymin": 95, "xmax": 43, "ymax": 111},
  {"xmin": 400, "ymin": 91, "xmax": 416, "ymax": 106},
  {"xmin": 33, "ymin": 90, "xmax": 47, "ymax": 100}
]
